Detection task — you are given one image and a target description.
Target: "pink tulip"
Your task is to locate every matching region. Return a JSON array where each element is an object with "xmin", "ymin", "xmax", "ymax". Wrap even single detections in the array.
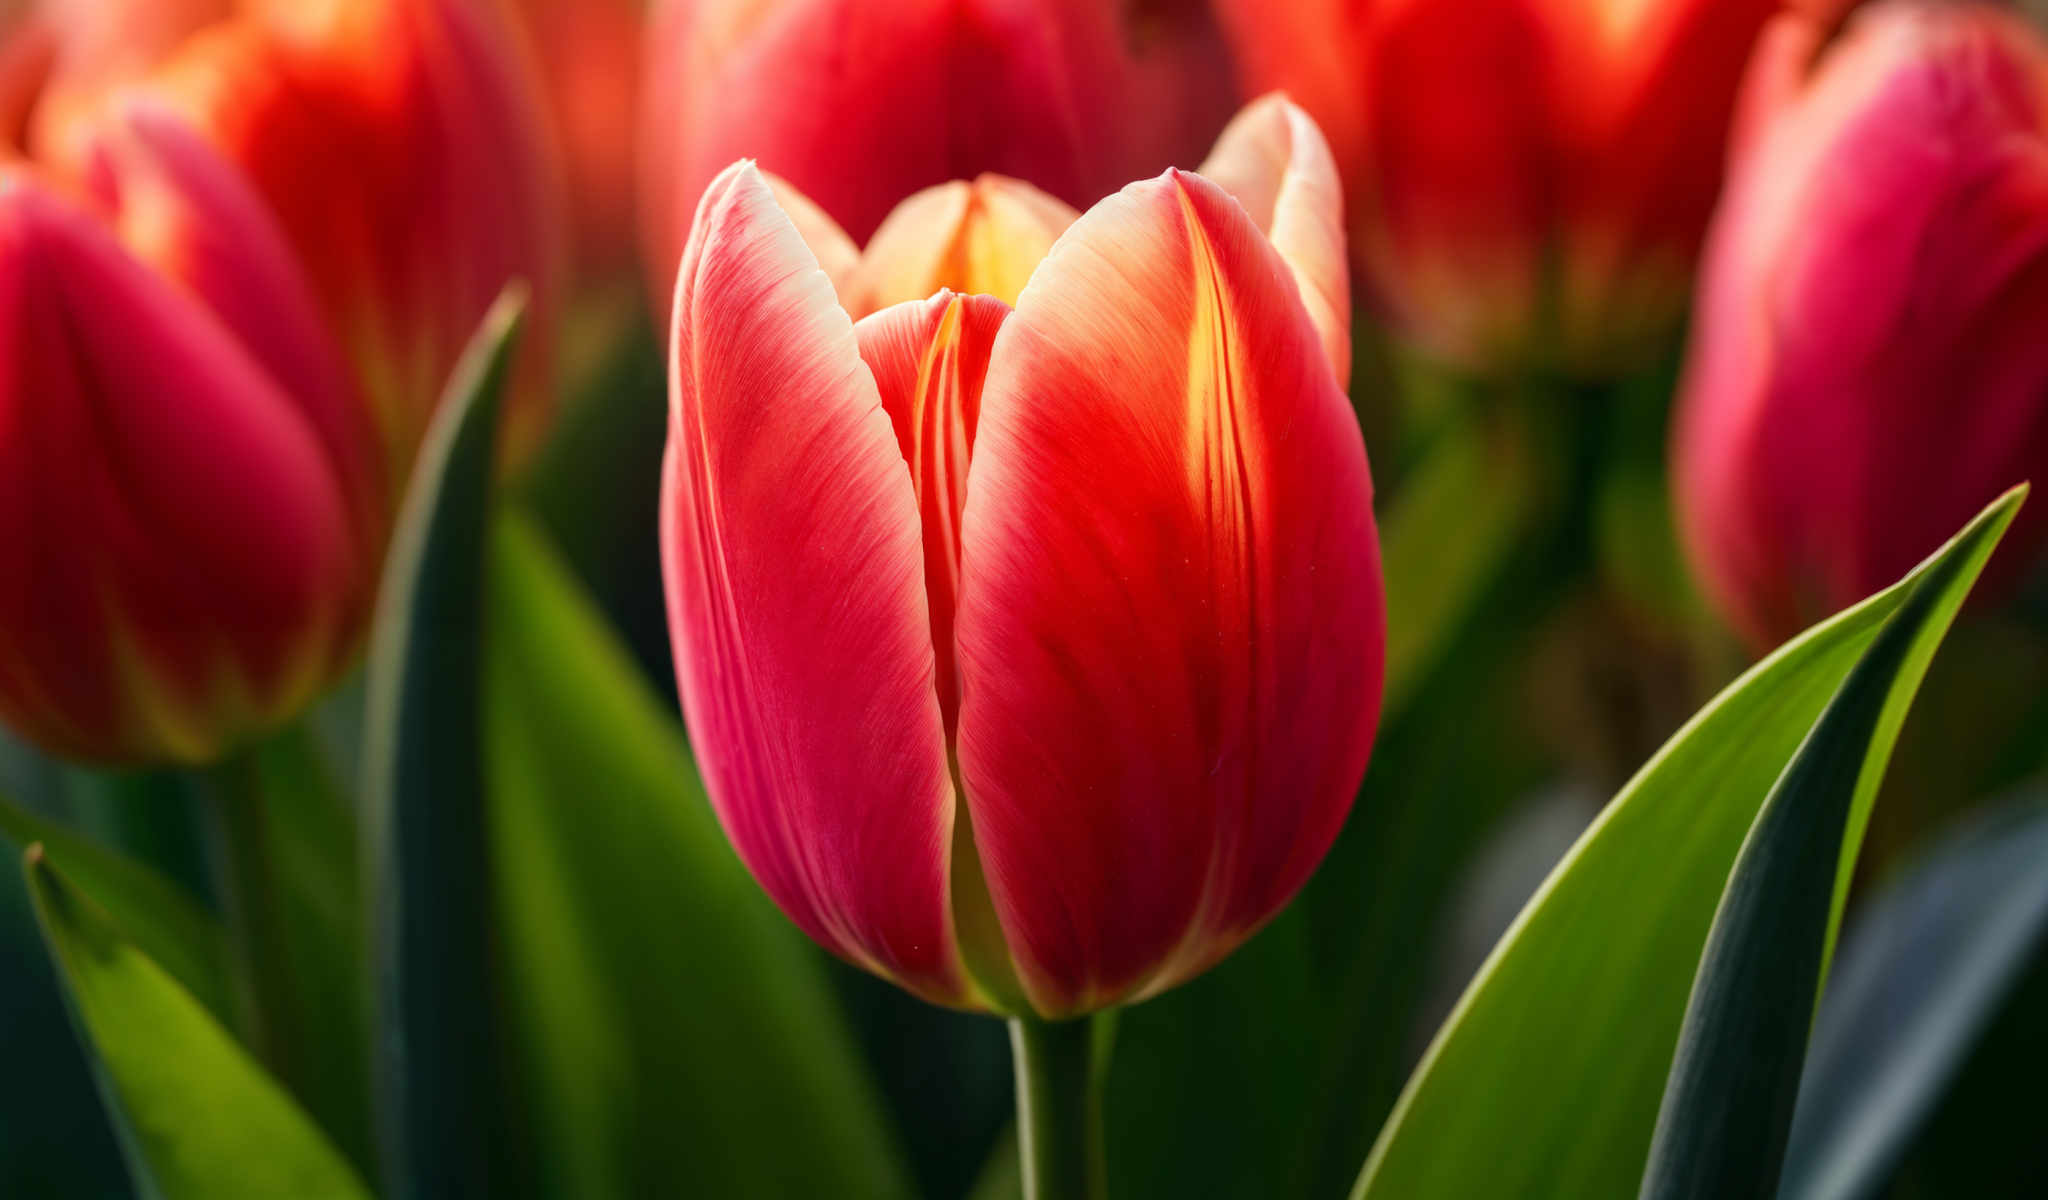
[
  {"xmin": 637, "ymin": 0, "xmax": 1238, "ymax": 309},
  {"xmin": 0, "ymin": 170, "xmax": 362, "ymax": 763},
  {"xmin": 1673, "ymin": 1, "xmax": 2048, "ymax": 649},
  {"xmin": 659, "ymin": 101, "xmax": 1383, "ymax": 1016}
]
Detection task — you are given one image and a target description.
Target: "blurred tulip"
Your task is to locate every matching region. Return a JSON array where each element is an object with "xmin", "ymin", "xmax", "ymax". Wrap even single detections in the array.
[
  {"xmin": 1673, "ymin": 1, "xmax": 2048, "ymax": 651},
  {"xmin": 0, "ymin": 171, "xmax": 363, "ymax": 763},
  {"xmin": 660, "ymin": 124, "xmax": 1381, "ymax": 1015},
  {"xmin": 1213, "ymin": 0, "xmax": 1795, "ymax": 376},
  {"xmin": 637, "ymin": 0, "xmax": 1238, "ymax": 305},
  {"xmin": 508, "ymin": 0, "xmax": 641, "ymax": 285},
  {"xmin": 0, "ymin": 0, "xmax": 559, "ymax": 762},
  {"xmin": 14, "ymin": 0, "xmax": 562, "ymax": 487}
]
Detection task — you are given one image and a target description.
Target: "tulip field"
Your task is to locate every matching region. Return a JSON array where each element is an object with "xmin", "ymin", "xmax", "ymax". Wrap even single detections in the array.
[{"xmin": 2, "ymin": 1, "xmax": 2045, "ymax": 1198}]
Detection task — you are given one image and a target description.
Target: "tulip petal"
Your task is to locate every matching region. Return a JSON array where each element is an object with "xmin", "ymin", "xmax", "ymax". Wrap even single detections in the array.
[
  {"xmin": 0, "ymin": 171, "xmax": 359, "ymax": 763},
  {"xmin": 851, "ymin": 175, "xmax": 1077, "ymax": 315},
  {"xmin": 853, "ymin": 291, "xmax": 1011, "ymax": 736},
  {"xmin": 954, "ymin": 169, "xmax": 1385, "ymax": 1015},
  {"xmin": 1198, "ymin": 94, "xmax": 1351, "ymax": 386},
  {"xmin": 662, "ymin": 162, "xmax": 970, "ymax": 1006},
  {"xmin": 140, "ymin": 0, "xmax": 562, "ymax": 483},
  {"xmin": 83, "ymin": 99, "xmax": 382, "ymax": 552},
  {"xmin": 762, "ymin": 170, "xmax": 860, "ymax": 302}
]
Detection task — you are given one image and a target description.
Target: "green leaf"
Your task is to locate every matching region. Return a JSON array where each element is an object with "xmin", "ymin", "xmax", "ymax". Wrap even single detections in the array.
[
  {"xmin": 361, "ymin": 287, "xmax": 525, "ymax": 1197},
  {"xmin": 1780, "ymin": 784, "xmax": 2048, "ymax": 1200},
  {"xmin": 22, "ymin": 846, "xmax": 371, "ymax": 1199},
  {"xmin": 0, "ymin": 793, "xmax": 232, "ymax": 1026},
  {"xmin": 1351, "ymin": 487, "xmax": 2025, "ymax": 1200},
  {"xmin": 484, "ymin": 509, "xmax": 914, "ymax": 1198},
  {"xmin": 207, "ymin": 731, "xmax": 373, "ymax": 1172},
  {"xmin": 1639, "ymin": 486, "xmax": 2018, "ymax": 1198}
]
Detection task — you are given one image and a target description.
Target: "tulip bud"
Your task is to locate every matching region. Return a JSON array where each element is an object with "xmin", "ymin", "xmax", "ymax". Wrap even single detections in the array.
[
  {"xmin": 637, "ymin": 0, "xmax": 1238, "ymax": 303},
  {"xmin": 80, "ymin": 99, "xmax": 384, "ymax": 555},
  {"xmin": 0, "ymin": 171, "xmax": 363, "ymax": 763},
  {"xmin": 1673, "ymin": 2, "xmax": 2048, "ymax": 650},
  {"xmin": 1214, "ymin": 0, "xmax": 1786, "ymax": 376},
  {"xmin": 15, "ymin": 0, "xmax": 563, "ymax": 491},
  {"xmin": 0, "ymin": 0, "xmax": 559, "ymax": 763},
  {"xmin": 131, "ymin": 0, "xmax": 564, "ymax": 484},
  {"xmin": 660, "ymin": 132, "xmax": 1381, "ymax": 1012}
]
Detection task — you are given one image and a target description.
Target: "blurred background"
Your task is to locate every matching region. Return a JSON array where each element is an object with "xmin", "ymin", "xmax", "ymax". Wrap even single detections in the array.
[{"xmin": 1, "ymin": 0, "xmax": 2045, "ymax": 1196}]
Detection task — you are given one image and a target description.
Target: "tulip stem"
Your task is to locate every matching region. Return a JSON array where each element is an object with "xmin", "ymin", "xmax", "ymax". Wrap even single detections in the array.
[{"xmin": 1009, "ymin": 1012, "xmax": 1112, "ymax": 1200}]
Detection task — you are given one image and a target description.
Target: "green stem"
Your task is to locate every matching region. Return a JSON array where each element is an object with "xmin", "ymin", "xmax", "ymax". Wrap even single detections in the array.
[
  {"xmin": 1009, "ymin": 1013, "xmax": 1111, "ymax": 1200},
  {"xmin": 205, "ymin": 748, "xmax": 292, "ymax": 1072}
]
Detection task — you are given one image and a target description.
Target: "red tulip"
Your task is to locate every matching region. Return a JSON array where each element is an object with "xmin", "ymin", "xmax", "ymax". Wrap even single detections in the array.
[
  {"xmin": 0, "ymin": 0, "xmax": 559, "ymax": 761},
  {"xmin": 1213, "ymin": 0, "xmax": 1792, "ymax": 376},
  {"xmin": 637, "ymin": 0, "xmax": 1238, "ymax": 307},
  {"xmin": 660, "ymin": 107, "xmax": 1381, "ymax": 1016},
  {"xmin": 16, "ymin": 0, "xmax": 563, "ymax": 487},
  {"xmin": 1673, "ymin": 1, "xmax": 2048, "ymax": 650},
  {"xmin": 0, "ymin": 170, "xmax": 362, "ymax": 763}
]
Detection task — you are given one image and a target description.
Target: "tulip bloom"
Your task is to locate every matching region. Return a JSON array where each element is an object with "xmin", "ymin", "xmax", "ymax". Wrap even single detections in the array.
[
  {"xmin": 1213, "ymin": 0, "xmax": 1791, "ymax": 375},
  {"xmin": 660, "ymin": 102, "xmax": 1382, "ymax": 1016},
  {"xmin": 0, "ymin": 0, "xmax": 558, "ymax": 762},
  {"xmin": 0, "ymin": 172, "xmax": 362, "ymax": 763},
  {"xmin": 14, "ymin": 0, "xmax": 562, "ymax": 484},
  {"xmin": 637, "ymin": 0, "xmax": 1238, "ymax": 306},
  {"xmin": 1672, "ymin": 2, "xmax": 2048, "ymax": 650}
]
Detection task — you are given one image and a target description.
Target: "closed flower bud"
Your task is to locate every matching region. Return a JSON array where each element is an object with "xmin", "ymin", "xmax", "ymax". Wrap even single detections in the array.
[
  {"xmin": 0, "ymin": 171, "xmax": 363, "ymax": 763},
  {"xmin": 659, "ymin": 100, "xmax": 1380, "ymax": 1016},
  {"xmin": 1673, "ymin": 2, "xmax": 2048, "ymax": 649},
  {"xmin": 0, "ymin": 0, "xmax": 560, "ymax": 761},
  {"xmin": 16, "ymin": 0, "xmax": 563, "ymax": 488}
]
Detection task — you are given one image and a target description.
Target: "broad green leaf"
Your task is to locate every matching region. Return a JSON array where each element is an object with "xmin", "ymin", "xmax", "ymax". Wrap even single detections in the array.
[
  {"xmin": 1352, "ymin": 488, "xmax": 2025, "ymax": 1200},
  {"xmin": 1781, "ymin": 785, "xmax": 2048, "ymax": 1200},
  {"xmin": 23, "ymin": 847, "xmax": 370, "ymax": 1199},
  {"xmin": 484, "ymin": 510, "xmax": 913, "ymax": 1198},
  {"xmin": 361, "ymin": 288, "xmax": 524, "ymax": 1197},
  {"xmin": 1639, "ymin": 487, "xmax": 2016, "ymax": 1198},
  {"xmin": 0, "ymin": 793, "xmax": 231, "ymax": 1026}
]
